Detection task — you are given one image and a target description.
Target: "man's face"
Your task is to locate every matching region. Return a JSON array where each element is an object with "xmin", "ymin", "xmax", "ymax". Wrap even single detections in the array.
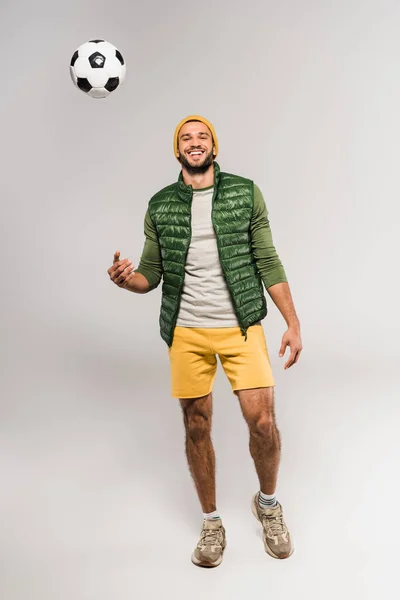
[{"xmin": 177, "ymin": 121, "xmax": 215, "ymax": 174}]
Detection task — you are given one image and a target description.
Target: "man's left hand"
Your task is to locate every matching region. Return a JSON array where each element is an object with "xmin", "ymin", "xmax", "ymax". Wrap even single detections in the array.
[{"xmin": 279, "ymin": 326, "xmax": 303, "ymax": 370}]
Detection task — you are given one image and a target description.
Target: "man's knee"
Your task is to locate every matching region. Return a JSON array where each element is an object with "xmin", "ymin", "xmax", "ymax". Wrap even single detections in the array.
[
  {"xmin": 180, "ymin": 392, "xmax": 213, "ymax": 439},
  {"xmin": 236, "ymin": 387, "xmax": 276, "ymax": 430},
  {"xmin": 249, "ymin": 414, "xmax": 276, "ymax": 438}
]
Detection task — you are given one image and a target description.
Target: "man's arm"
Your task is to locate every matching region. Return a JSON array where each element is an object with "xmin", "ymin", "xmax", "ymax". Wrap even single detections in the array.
[
  {"xmin": 132, "ymin": 208, "xmax": 163, "ymax": 292},
  {"xmin": 251, "ymin": 184, "xmax": 300, "ymax": 329},
  {"xmin": 251, "ymin": 184, "xmax": 302, "ymax": 368},
  {"xmin": 266, "ymin": 282, "xmax": 300, "ymax": 330}
]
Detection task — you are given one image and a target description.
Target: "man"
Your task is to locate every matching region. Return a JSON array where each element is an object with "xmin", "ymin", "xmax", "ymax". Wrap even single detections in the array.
[{"xmin": 107, "ymin": 115, "xmax": 302, "ymax": 568}]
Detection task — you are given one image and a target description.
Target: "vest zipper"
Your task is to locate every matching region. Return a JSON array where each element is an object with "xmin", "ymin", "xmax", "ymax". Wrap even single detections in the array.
[
  {"xmin": 171, "ymin": 189, "xmax": 193, "ymax": 340},
  {"xmin": 211, "ymin": 186, "xmax": 248, "ymax": 343}
]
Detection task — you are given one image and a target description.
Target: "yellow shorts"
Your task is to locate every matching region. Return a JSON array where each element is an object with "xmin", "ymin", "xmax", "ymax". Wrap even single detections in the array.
[{"xmin": 168, "ymin": 324, "xmax": 275, "ymax": 399}]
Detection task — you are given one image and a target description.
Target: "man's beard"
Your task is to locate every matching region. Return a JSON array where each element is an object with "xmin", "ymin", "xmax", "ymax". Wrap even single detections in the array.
[{"xmin": 178, "ymin": 148, "xmax": 214, "ymax": 176}]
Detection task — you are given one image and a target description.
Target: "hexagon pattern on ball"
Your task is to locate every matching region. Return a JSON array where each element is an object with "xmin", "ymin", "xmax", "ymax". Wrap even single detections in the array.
[{"xmin": 70, "ymin": 40, "xmax": 126, "ymax": 99}]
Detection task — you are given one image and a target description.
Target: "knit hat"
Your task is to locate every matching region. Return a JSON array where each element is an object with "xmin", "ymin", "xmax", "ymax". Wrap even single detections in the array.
[{"xmin": 173, "ymin": 115, "xmax": 218, "ymax": 160}]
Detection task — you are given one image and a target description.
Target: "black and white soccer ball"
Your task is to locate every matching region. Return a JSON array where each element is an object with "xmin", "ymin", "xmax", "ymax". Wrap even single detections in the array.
[{"xmin": 70, "ymin": 40, "xmax": 126, "ymax": 99}]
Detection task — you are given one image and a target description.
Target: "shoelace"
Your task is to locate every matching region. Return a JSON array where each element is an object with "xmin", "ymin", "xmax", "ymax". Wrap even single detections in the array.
[
  {"xmin": 200, "ymin": 527, "xmax": 222, "ymax": 547},
  {"xmin": 262, "ymin": 513, "xmax": 288, "ymax": 537}
]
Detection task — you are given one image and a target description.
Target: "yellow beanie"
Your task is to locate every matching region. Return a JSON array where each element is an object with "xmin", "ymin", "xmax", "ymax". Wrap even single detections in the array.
[{"xmin": 173, "ymin": 115, "xmax": 218, "ymax": 160}]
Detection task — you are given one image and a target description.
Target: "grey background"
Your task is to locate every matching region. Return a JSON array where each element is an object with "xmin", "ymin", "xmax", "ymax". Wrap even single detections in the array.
[{"xmin": 1, "ymin": 0, "xmax": 398, "ymax": 598}]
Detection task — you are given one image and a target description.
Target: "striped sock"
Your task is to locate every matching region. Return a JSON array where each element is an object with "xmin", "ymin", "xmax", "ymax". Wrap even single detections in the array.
[
  {"xmin": 258, "ymin": 490, "xmax": 278, "ymax": 509},
  {"xmin": 203, "ymin": 510, "xmax": 221, "ymax": 521}
]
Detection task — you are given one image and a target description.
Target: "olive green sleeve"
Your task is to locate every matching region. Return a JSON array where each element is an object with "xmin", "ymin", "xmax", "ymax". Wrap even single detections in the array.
[
  {"xmin": 133, "ymin": 208, "xmax": 163, "ymax": 291},
  {"xmin": 250, "ymin": 184, "xmax": 288, "ymax": 289}
]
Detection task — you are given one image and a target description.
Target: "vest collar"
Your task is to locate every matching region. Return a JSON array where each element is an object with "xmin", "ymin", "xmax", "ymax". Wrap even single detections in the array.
[{"xmin": 176, "ymin": 161, "xmax": 221, "ymax": 202}]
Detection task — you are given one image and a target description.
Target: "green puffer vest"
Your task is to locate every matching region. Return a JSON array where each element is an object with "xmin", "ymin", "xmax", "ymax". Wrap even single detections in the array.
[{"xmin": 148, "ymin": 162, "xmax": 268, "ymax": 347}]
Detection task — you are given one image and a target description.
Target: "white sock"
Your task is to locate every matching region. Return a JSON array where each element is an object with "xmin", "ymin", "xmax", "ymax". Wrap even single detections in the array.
[
  {"xmin": 258, "ymin": 490, "xmax": 277, "ymax": 509},
  {"xmin": 203, "ymin": 510, "xmax": 220, "ymax": 521}
]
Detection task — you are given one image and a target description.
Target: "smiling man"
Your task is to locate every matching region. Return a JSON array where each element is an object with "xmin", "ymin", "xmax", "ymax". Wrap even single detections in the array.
[
  {"xmin": 107, "ymin": 115, "xmax": 302, "ymax": 568},
  {"xmin": 177, "ymin": 119, "xmax": 215, "ymax": 175}
]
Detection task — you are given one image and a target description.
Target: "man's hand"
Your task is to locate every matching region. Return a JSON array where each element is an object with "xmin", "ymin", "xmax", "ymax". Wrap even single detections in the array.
[
  {"xmin": 108, "ymin": 250, "xmax": 136, "ymax": 289},
  {"xmin": 279, "ymin": 326, "xmax": 303, "ymax": 370},
  {"xmin": 265, "ymin": 282, "xmax": 302, "ymax": 369},
  {"xmin": 107, "ymin": 250, "xmax": 150, "ymax": 294}
]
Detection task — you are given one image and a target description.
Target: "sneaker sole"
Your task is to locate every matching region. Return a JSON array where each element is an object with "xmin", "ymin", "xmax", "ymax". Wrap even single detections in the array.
[{"xmin": 251, "ymin": 493, "xmax": 295, "ymax": 559}]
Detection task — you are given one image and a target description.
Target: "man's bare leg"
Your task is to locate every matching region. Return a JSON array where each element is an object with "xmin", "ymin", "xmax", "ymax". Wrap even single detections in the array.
[
  {"xmin": 234, "ymin": 386, "xmax": 281, "ymax": 493},
  {"xmin": 179, "ymin": 392, "xmax": 216, "ymax": 513}
]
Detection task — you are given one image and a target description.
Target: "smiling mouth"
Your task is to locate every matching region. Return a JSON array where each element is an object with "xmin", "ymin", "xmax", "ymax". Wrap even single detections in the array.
[{"xmin": 187, "ymin": 150, "xmax": 205, "ymax": 157}]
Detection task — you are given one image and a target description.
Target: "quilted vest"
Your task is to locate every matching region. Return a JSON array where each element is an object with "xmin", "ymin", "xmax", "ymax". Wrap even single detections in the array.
[{"xmin": 148, "ymin": 162, "xmax": 268, "ymax": 347}]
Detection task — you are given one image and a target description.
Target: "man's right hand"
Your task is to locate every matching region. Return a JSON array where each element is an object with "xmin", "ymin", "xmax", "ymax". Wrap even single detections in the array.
[
  {"xmin": 107, "ymin": 250, "xmax": 137, "ymax": 290},
  {"xmin": 107, "ymin": 251, "xmax": 150, "ymax": 294}
]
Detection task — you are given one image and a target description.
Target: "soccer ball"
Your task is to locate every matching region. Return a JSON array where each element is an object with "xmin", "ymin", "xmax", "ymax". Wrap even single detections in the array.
[{"xmin": 70, "ymin": 39, "xmax": 126, "ymax": 99}]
